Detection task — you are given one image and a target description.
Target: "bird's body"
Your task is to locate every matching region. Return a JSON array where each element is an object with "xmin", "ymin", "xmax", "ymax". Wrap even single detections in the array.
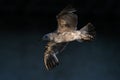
[
  {"xmin": 51, "ymin": 31, "xmax": 81, "ymax": 43},
  {"xmin": 42, "ymin": 5, "xmax": 96, "ymax": 70},
  {"xmin": 44, "ymin": 30, "xmax": 93, "ymax": 43}
]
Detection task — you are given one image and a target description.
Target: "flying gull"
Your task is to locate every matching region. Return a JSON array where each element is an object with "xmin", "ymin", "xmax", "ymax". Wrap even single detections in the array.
[{"xmin": 42, "ymin": 5, "xmax": 96, "ymax": 70}]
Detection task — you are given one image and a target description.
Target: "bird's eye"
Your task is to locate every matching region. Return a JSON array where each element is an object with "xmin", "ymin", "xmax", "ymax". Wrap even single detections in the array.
[{"xmin": 42, "ymin": 34, "xmax": 49, "ymax": 41}]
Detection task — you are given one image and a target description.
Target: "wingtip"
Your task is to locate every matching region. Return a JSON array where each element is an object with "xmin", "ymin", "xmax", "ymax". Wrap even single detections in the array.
[
  {"xmin": 57, "ymin": 5, "xmax": 76, "ymax": 18},
  {"xmin": 45, "ymin": 62, "xmax": 59, "ymax": 71},
  {"xmin": 44, "ymin": 54, "xmax": 59, "ymax": 70},
  {"xmin": 63, "ymin": 5, "xmax": 76, "ymax": 12}
]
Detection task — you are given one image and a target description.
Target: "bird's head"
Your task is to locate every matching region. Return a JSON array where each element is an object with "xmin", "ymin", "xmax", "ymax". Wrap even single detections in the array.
[
  {"xmin": 42, "ymin": 34, "xmax": 50, "ymax": 41},
  {"xmin": 42, "ymin": 33, "xmax": 54, "ymax": 41}
]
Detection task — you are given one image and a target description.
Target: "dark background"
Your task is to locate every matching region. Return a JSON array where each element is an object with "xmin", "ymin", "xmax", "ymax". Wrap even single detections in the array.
[{"xmin": 0, "ymin": 0, "xmax": 120, "ymax": 80}]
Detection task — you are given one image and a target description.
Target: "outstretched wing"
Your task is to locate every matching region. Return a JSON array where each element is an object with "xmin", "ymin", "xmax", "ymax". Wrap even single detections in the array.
[
  {"xmin": 44, "ymin": 41, "xmax": 68, "ymax": 70},
  {"xmin": 56, "ymin": 5, "xmax": 78, "ymax": 33}
]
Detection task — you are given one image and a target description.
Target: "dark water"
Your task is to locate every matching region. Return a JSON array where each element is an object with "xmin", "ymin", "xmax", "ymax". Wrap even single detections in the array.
[{"xmin": 0, "ymin": 32, "xmax": 119, "ymax": 80}]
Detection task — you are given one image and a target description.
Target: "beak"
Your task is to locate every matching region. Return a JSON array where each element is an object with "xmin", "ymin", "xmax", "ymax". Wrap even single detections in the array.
[{"xmin": 38, "ymin": 38, "xmax": 43, "ymax": 42}]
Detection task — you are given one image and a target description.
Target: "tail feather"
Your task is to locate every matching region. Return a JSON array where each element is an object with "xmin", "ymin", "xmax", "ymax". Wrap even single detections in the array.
[
  {"xmin": 79, "ymin": 23, "xmax": 96, "ymax": 41},
  {"xmin": 44, "ymin": 53, "xmax": 59, "ymax": 70}
]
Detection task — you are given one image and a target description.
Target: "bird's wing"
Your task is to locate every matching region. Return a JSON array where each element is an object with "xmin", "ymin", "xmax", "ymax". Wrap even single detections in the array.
[
  {"xmin": 56, "ymin": 5, "xmax": 78, "ymax": 33},
  {"xmin": 44, "ymin": 41, "xmax": 68, "ymax": 70}
]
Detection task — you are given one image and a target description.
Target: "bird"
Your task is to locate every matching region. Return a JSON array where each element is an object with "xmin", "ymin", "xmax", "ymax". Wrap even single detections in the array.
[{"xmin": 42, "ymin": 5, "xmax": 96, "ymax": 70}]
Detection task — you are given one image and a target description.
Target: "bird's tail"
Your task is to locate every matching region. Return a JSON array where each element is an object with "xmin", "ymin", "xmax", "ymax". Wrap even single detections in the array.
[
  {"xmin": 44, "ymin": 53, "xmax": 59, "ymax": 70},
  {"xmin": 77, "ymin": 23, "xmax": 96, "ymax": 42}
]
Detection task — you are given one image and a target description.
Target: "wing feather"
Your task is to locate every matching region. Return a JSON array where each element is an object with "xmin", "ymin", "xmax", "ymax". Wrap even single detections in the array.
[
  {"xmin": 44, "ymin": 41, "xmax": 68, "ymax": 70},
  {"xmin": 57, "ymin": 5, "xmax": 78, "ymax": 33}
]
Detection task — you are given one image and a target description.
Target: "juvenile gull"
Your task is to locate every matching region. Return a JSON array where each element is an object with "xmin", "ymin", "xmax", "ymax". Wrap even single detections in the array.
[{"xmin": 42, "ymin": 5, "xmax": 96, "ymax": 70}]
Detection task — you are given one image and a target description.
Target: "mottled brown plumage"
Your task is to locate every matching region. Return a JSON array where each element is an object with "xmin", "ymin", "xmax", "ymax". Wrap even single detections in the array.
[
  {"xmin": 44, "ymin": 5, "xmax": 77, "ymax": 70},
  {"xmin": 57, "ymin": 5, "xmax": 78, "ymax": 33},
  {"xmin": 43, "ymin": 5, "xmax": 96, "ymax": 70},
  {"xmin": 44, "ymin": 42, "xmax": 68, "ymax": 70}
]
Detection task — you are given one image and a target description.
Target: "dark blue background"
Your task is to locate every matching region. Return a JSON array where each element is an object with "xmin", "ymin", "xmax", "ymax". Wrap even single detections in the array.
[{"xmin": 0, "ymin": 0, "xmax": 120, "ymax": 80}]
